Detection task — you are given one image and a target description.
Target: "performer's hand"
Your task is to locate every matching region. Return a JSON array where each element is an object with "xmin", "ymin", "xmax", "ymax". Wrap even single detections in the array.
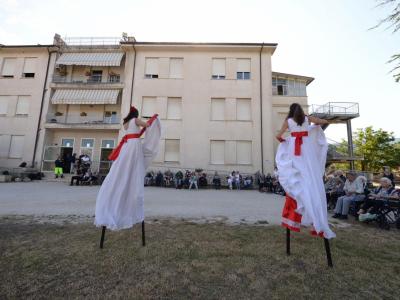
[{"xmin": 276, "ymin": 135, "xmax": 285, "ymax": 143}]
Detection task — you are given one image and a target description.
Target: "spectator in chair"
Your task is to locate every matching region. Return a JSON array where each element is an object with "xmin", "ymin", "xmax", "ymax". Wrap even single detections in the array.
[
  {"xmin": 332, "ymin": 171, "xmax": 364, "ymax": 219},
  {"xmin": 212, "ymin": 171, "xmax": 221, "ymax": 189},
  {"xmin": 189, "ymin": 172, "xmax": 198, "ymax": 190},
  {"xmin": 243, "ymin": 175, "xmax": 253, "ymax": 189},
  {"xmin": 155, "ymin": 171, "xmax": 164, "ymax": 187},
  {"xmin": 174, "ymin": 170, "xmax": 184, "ymax": 189},
  {"xmin": 325, "ymin": 173, "xmax": 345, "ymax": 210},
  {"xmin": 382, "ymin": 166, "xmax": 395, "ymax": 188},
  {"xmin": 357, "ymin": 177, "xmax": 395, "ymax": 220},
  {"xmin": 199, "ymin": 172, "xmax": 208, "ymax": 188}
]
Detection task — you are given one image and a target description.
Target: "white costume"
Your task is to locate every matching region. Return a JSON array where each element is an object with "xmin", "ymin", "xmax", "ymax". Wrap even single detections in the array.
[
  {"xmin": 276, "ymin": 117, "xmax": 335, "ymax": 239},
  {"xmin": 95, "ymin": 116, "xmax": 161, "ymax": 230}
]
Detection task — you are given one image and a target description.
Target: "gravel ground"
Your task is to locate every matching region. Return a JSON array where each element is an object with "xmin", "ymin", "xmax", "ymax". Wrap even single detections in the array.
[{"xmin": 0, "ymin": 181, "xmax": 285, "ymax": 225}]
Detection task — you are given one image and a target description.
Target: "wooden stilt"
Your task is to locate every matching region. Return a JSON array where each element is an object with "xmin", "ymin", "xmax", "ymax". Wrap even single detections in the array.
[
  {"xmin": 286, "ymin": 228, "xmax": 291, "ymax": 255},
  {"xmin": 324, "ymin": 238, "xmax": 333, "ymax": 267},
  {"xmin": 100, "ymin": 226, "xmax": 106, "ymax": 249},
  {"xmin": 141, "ymin": 221, "xmax": 146, "ymax": 246}
]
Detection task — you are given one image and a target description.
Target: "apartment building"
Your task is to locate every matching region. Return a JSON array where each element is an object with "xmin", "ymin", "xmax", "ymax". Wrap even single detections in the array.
[{"xmin": 0, "ymin": 34, "xmax": 313, "ymax": 175}]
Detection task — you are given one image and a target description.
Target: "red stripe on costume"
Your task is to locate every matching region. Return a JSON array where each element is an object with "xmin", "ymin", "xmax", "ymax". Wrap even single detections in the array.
[
  {"xmin": 108, "ymin": 114, "xmax": 158, "ymax": 161},
  {"xmin": 291, "ymin": 131, "xmax": 308, "ymax": 156}
]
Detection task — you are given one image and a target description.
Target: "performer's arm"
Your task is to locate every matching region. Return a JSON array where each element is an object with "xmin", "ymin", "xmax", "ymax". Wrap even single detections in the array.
[
  {"xmin": 123, "ymin": 122, "xmax": 129, "ymax": 130},
  {"xmin": 308, "ymin": 115, "xmax": 329, "ymax": 125},
  {"xmin": 135, "ymin": 118, "xmax": 149, "ymax": 128},
  {"xmin": 276, "ymin": 119, "xmax": 288, "ymax": 140}
]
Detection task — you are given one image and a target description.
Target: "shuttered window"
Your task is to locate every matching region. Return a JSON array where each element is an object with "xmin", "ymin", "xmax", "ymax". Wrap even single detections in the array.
[
  {"xmin": 236, "ymin": 98, "xmax": 251, "ymax": 121},
  {"xmin": 145, "ymin": 58, "xmax": 159, "ymax": 78},
  {"xmin": 22, "ymin": 58, "xmax": 37, "ymax": 78},
  {"xmin": 9, "ymin": 135, "xmax": 24, "ymax": 158},
  {"xmin": 237, "ymin": 58, "xmax": 251, "ymax": 80},
  {"xmin": 0, "ymin": 96, "xmax": 10, "ymax": 115},
  {"xmin": 1, "ymin": 58, "xmax": 16, "ymax": 77},
  {"xmin": 141, "ymin": 97, "xmax": 157, "ymax": 118},
  {"xmin": 211, "ymin": 98, "xmax": 225, "ymax": 120},
  {"xmin": 212, "ymin": 58, "xmax": 225, "ymax": 79},
  {"xmin": 169, "ymin": 58, "xmax": 183, "ymax": 79},
  {"xmin": 210, "ymin": 140, "xmax": 225, "ymax": 164},
  {"xmin": 236, "ymin": 141, "xmax": 252, "ymax": 165},
  {"xmin": 0, "ymin": 135, "xmax": 11, "ymax": 157},
  {"xmin": 15, "ymin": 96, "xmax": 30, "ymax": 115},
  {"xmin": 167, "ymin": 97, "xmax": 182, "ymax": 119},
  {"xmin": 164, "ymin": 139, "xmax": 180, "ymax": 162}
]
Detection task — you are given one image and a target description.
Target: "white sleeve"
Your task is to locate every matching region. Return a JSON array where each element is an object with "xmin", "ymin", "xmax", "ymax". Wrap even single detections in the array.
[{"xmin": 142, "ymin": 117, "xmax": 162, "ymax": 170}]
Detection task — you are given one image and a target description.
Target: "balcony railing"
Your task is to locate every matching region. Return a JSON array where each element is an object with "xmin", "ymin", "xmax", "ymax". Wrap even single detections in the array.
[
  {"xmin": 47, "ymin": 114, "xmax": 120, "ymax": 125},
  {"xmin": 52, "ymin": 74, "xmax": 121, "ymax": 84},
  {"xmin": 310, "ymin": 102, "xmax": 359, "ymax": 116}
]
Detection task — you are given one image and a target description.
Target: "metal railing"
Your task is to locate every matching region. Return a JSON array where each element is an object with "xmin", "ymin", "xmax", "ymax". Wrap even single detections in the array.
[
  {"xmin": 46, "ymin": 114, "xmax": 121, "ymax": 125},
  {"xmin": 52, "ymin": 74, "xmax": 121, "ymax": 84},
  {"xmin": 310, "ymin": 102, "xmax": 359, "ymax": 116},
  {"xmin": 62, "ymin": 36, "xmax": 122, "ymax": 46}
]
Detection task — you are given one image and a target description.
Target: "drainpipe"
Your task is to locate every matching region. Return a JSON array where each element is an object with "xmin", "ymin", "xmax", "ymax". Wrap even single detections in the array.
[
  {"xmin": 259, "ymin": 43, "xmax": 264, "ymax": 173},
  {"xmin": 130, "ymin": 43, "xmax": 137, "ymax": 105},
  {"xmin": 31, "ymin": 47, "xmax": 53, "ymax": 168}
]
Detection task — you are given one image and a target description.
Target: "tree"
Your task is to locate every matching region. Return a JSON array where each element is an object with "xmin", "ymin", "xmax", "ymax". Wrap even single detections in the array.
[{"xmin": 373, "ymin": 0, "xmax": 400, "ymax": 81}]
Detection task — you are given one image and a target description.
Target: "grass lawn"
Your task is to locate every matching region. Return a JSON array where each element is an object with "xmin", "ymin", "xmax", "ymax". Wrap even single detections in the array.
[{"xmin": 1, "ymin": 216, "xmax": 399, "ymax": 299}]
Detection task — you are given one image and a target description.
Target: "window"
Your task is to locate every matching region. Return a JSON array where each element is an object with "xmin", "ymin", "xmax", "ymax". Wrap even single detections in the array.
[
  {"xmin": 164, "ymin": 139, "xmax": 180, "ymax": 162},
  {"xmin": 210, "ymin": 140, "xmax": 252, "ymax": 165},
  {"xmin": 210, "ymin": 140, "xmax": 225, "ymax": 164},
  {"xmin": 145, "ymin": 58, "xmax": 159, "ymax": 78},
  {"xmin": 272, "ymin": 76, "xmax": 307, "ymax": 96},
  {"xmin": 22, "ymin": 58, "xmax": 37, "ymax": 78},
  {"xmin": 104, "ymin": 111, "xmax": 118, "ymax": 123},
  {"xmin": 237, "ymin": 58, "xmax": 251, "ymax": 80},
  {"xmin": 101, "ymin": 139, "xmax": 115, "ymax": 149},
  {"xmin": 15, "ymin": 96, "xmax": 30, "ymax": 116},
  {"xmin": 108, "ymin": 74, "xmax": 120, "ymax": 83},
  {"xmin": 89, "ymin": 70, "xmax": 102, "ymax": 83},
  {"xmin": 0, "ymin": 135, "xmax": 10, "ymax": 157},
  {"xmin": 81, "ymin": 138, "xmax": 94, "ymax": 159},
  {"xmin": 211, "ymin": 98, "xmax": 225, "ymax": 120},
  {"xmin": 141, "ymin": 97, "xmax": 157, "ymax": 118},
  {"xmin": 236, "ymin": 98, "xmax": 251, "ymax": 121},
  {"xmin": 169, "ymin": 58, "xmax": 183, "ymax": 79},
  {"xmin": 0, "ymin": 96, "xmax": 9, "ymax": 115},
  {"xmin": 236, "ymin": 141, "xmax": 252, "ymax": 165},
  {"xmin": 167, "ymin": 97, "xmax": 182, "ymax": 120},
  {"xmin": 9, "ymin": 135, "xmax": 24, "ymax": 158},
  {"xmin": 1, "ymin": 58, "xmax": 16, "ymax": 78},
  {"xmin": 212, "ymin": 58, "xmax": 226, "ymax": 79},
  {"xmin": 61, "ymin": 138, "xmax": 74, "ymax": 148}
]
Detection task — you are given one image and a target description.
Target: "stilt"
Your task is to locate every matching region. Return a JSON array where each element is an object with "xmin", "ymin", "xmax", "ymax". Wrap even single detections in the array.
[
  {"xmin": 141, "ymin": 221, "xmax": 146, "ymax": 246},
  {"xmin": 286, "ymin": 228, "xmax": 291, "ymax": 255},
  {"xmin": 100, "ymin": 226, "xmax": 106, "ymax": 249},
  {"xmin": 324, "ymin": 238, "xmax": 333, "ymax": 267}
]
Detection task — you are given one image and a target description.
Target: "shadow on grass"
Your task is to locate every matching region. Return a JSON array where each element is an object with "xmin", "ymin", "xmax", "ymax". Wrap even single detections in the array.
[{"xmin": 0, "ymin": 217, "xmax": 399, "ymax": 299}]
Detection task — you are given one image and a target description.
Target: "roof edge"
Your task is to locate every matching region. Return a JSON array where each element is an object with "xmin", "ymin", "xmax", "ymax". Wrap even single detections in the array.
[{"xmin": 272, "ymin": 71, "xmax": 314, "ymax": 85}]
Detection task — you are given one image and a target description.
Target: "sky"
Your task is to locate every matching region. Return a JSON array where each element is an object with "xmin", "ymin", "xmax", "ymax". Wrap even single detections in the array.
[{"xmin": 0, "ymin": 0, "xmax": 399, "ymax": 142}]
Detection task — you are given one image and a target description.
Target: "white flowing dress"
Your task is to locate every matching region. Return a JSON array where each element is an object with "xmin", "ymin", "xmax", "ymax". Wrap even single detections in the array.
[
  {"xmin": 275, "ymin": 117, "xmax": 336, "ymax": 239},
  {"xmin": 94, "ymin": 117, "xmax": 161, "ymax": 230}
]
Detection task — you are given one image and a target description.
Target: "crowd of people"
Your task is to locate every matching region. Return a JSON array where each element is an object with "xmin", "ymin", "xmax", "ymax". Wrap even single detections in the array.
[
  {"xmin": 53, "ymin": 153, "xmax": 98, "ymax": 185},
  {"xmin": 324, "ymin": 167, "xmax": 400, "ymax": 229}
]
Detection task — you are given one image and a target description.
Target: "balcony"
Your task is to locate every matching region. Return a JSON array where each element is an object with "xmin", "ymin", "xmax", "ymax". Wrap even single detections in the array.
[
  {"xmin": 45, "ymin": 113, "xmax": 121, "ymax": 130},
  {"xmin": 310, "ymin": 102, "xmax": 359, "ymax": 121},
  {"xmin": 51, "ymin": 74, "xmax": 123, "ymax": 89}
]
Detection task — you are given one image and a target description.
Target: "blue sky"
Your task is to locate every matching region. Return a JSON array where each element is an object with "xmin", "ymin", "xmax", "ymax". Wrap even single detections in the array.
[{"xmin": 1, "ymin": 0, "xmax": 399, "ymax": 141}]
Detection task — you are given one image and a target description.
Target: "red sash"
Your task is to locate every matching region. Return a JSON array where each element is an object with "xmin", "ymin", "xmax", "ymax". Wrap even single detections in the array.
[
  {"xmin": 108, "ymin": 114, "xmax": 158, "ymax": 161},
  {"xmin": 291, "ymin": 131, "xmax": 308, "ymax": 156}
]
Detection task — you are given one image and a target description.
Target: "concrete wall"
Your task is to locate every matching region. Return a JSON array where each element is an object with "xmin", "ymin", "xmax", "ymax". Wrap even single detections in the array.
[{"xmin": 0, "ymin": 47, "xmax": 50, "ymax": 168}]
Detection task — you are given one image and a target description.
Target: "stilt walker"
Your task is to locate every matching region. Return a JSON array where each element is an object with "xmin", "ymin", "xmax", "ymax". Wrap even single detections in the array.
[
  {"xmin": 94, "ymin": 106, "xmax": 161, "ymax": 248},
  {"xmin": 275, "ymin": 103, "xmax": 336, "ymax": 267}
]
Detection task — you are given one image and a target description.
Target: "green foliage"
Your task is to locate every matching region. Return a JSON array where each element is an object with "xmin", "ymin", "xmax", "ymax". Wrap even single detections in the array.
[
  {"xmin": 333, "ymin": 126, "xmax": 400, "ymax": 172},
  {"xmin": 374, "ymin": 0, "xmax": 400, "ymax": 81}
]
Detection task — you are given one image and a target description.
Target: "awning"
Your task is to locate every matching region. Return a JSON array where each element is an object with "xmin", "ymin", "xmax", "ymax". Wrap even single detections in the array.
[
  {"xmin": 51, "ymin": 89, "xmax": 119, "ymax": 104},
  {"xmin": 56, "ymin": 52, "xmax": 124, "ymax": 66}
]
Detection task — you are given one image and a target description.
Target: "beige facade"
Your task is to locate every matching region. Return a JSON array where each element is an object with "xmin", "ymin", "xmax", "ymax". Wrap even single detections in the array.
[{"xmin": 0, "ymin": 35, "xmax": 313, "ymax": 175}]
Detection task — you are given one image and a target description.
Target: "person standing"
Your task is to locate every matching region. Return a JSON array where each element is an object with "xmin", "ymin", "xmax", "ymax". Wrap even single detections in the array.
[
  {"xmin": 54, "ymin": 156, "xmax": 64, "ymax": 179},
  {"xmin": 94, "ymin": 106, "xmax": 161, "ymax": 230},
  {"xmin": 275, "ymin": 103, "xmax": 336, "ymax": 239}
]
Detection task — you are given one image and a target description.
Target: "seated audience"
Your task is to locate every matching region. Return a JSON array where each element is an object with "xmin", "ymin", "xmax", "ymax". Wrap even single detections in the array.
[
  {"xmin": 333, "ymin": 171, "xmax": 365, "ymax": 219},
  {"xmin": 212, "ymin": 171, "xmax": 221, "ymax": 189},
  {"xmin": 155, "ymin": 171, "xmax": 164, "ymax": 187},
  {"xmin": 199, "ymin": 172, "xmax": 208, "ymax": 188},
  {"xmin": 243, "ymin": 175, "xmax": 253, "ymax": 189},
  {"xmin": 174, "ymin": 170, "xmax": 184, "ymax": 189}
]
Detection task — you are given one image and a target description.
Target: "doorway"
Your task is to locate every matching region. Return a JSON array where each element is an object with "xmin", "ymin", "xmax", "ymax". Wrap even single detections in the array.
[{"xmin": 60, "ymin": 147, "xmax": 73, "ymax": 173}]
